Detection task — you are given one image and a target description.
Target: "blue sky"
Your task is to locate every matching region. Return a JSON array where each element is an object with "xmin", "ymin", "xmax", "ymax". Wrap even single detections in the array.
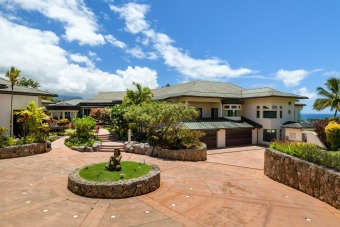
[{"xmin": 0, "ymin": 0, "xmax": 339, "ymax": 113}]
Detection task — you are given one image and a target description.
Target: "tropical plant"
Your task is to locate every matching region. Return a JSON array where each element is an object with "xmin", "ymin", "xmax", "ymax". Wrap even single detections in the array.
[
  {"xmin": 90, "ymin": 107, "xmax": 111, "ymax": 123},
  {"xmin": 5, "ymin": 66, "xmax": 21, "ymax": 136},
  {"xmin": 270, "ymin": 141, "xmax": 340, "ymax": 172},
  {"xmin": 17, "ymin": 101, "xmax": 50, "ymax": 142},
  {"xmin": 313, "ymin": 77, "xmax": 340, "ymax": 117},
  {"xmin": 313, "ymin": 119, "xmax": 332, "ymax": 148},
  {"xmin": 57, "ymin": 118, "xmax": 70, "ymax": 126},
  {"xmin": 64, "ymin": 116, "xmax": 97, "ymax": 147},
  {"xmin": 17, "ymin": 76, "xmax": 40, "ymax": 88},
  {"xmin": 325, "ymin": 121, "xmax": 340, "ymax": 151},
  {"xmin": 0, "ymin": 127, "xmax": 8, "ymax": 148},
  {"xmin": 124, "ymin": 102, "xmax": 202, "ymax": 149},
  {"xmin": 122, "ymin": 82, "xmax": 153, "ymax": 106},
  {"xmin": 111, "ymin": 105, "xmax": 129, "ymax": 138}
]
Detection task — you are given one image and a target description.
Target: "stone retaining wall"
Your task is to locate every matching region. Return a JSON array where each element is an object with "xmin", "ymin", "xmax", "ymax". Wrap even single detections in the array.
[
  {"xmin": 264, "ymin": 148, "xmax": 340, "ymax": 210},
  {"xmin": 0, "ymin": 142, "xmax": 49, "ymax": 159},
  {"xmin": 124, "ymin": 142, "xmax": 207, "ymax": 161},
  {"xmin": 67, "ymin": 163, "xmax": 160, "ymax": 198}
]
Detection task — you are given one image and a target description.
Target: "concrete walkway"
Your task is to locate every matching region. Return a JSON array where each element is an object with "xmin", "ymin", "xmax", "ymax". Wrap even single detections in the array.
[{"xmin": 0, "ymin": 139, "xmax": 339, "ymax": 226}]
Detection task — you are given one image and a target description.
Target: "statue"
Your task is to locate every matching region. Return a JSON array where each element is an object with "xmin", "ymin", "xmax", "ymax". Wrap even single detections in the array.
[{"xmin": 106, "ymin": 149, "xmax": 122, "ymax": 171}]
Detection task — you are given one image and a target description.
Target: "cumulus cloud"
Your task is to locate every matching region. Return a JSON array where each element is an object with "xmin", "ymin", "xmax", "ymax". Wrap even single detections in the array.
[
  {"xmin": 69, "ymin": 53, "xmax": 95, "ymax": 69},
  {"xmin": 126, "ymin": 46, "xmax": 158, "ymax": 60},
  {"xmin": 105, "ymin": 34, "xmax": 127, "ymax": 49},
  {"xmin": 275, "ymin": 69, "xmax": 310, "ymax": 87},
  {"xmin": 110, "ymin": 3, "xmax": 150, "ymax": 34},
  {"xmin": 110, "ymin": 2, "xmax": 254, "ymax": 80},
  {"xmin": 0, "ymin": 16, "xmax": 158, "ymax": 97},
  {"xmin": 295, "ymin": 87, "xmax": 317, "ymax": 99},
  {"xmin": 0, "ymin": 0, "xmax": 105, "ymax": 46}
]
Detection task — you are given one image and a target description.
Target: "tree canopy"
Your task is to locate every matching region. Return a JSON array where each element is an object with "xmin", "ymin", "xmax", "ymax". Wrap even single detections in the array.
[
  {"xmin": 122, "ymin": 82, "xmax": 153, "ymax": 106},
  {"xmin": 17, "ymin": 77, "xmax": 40, "ymax": 88},
  {"xmin": 313, "ymin": 77, "xmax": 340, "ymax": 117}
]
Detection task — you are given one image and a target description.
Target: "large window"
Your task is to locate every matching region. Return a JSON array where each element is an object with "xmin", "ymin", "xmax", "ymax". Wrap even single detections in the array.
[
  {"xmin": 197, "ymin": 108, "xmax": 203, "ymax": 118},
  {"xmin": 223, "ymin": 105, "xmax": 242, "ymax": 117},
  {"xmin": 257, "ymin": 105, "xmax": 282, "ymax": 119},
  {"xmin": 83, "ymin": 109, "xmax": 91, "ymax": 116},
  {"xmin": 263, "ymin": 129, "xmax": 277, "ymax": 142},
  {"xmin": 263, "ymin": 111, "xmax": 277, "ymax": 118}
]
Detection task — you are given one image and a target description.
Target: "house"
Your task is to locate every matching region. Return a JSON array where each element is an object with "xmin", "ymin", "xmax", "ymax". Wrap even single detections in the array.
[
  {"xmin": 48, "ymin": 81, "xmax": 313, "ymax": 148},
  {"xmin": 0, "ymin": 78, "xmax": 56, "ymax": 136}
]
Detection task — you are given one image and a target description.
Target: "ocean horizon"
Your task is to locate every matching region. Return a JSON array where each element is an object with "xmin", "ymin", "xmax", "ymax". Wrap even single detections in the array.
[{"xmin": 300, "ymin": 113, "xmax": 335, "ymax": 121}]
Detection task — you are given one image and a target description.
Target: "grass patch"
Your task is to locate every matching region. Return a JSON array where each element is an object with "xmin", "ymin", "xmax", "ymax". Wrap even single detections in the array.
[{"xmin": 79, "ymin": 161, "xmax": 151, "ymax": 182}]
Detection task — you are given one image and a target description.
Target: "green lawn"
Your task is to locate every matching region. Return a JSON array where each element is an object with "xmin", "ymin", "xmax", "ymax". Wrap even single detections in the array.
[{"xmin": 79, "ymin": 161, "xmax": 151, "ymax": 182}]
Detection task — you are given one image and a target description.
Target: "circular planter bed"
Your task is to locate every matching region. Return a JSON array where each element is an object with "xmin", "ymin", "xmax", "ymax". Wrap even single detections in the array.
[{"xmin": 68, "ymin": 161, "xmax": 160, "ymax": 198}]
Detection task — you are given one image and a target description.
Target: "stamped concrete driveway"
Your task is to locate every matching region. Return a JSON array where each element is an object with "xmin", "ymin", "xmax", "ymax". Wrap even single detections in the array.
[{"xmin": 0, "ymin": 139, "xmax": 339, "ymax": 227}]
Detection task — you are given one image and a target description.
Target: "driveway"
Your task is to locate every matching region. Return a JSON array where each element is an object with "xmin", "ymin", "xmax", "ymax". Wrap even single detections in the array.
[{"xmin": 0, "ymin": 140, "xmax": 339, "ymax": 226}]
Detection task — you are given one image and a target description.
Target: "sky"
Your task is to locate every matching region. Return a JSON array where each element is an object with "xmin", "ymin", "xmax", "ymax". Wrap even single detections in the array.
[{"xmin": 0, "ymin": 0, "xmax": 339, "ymax": 113}]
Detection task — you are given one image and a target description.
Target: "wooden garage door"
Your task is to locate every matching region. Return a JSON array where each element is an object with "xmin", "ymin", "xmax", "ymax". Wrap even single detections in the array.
[
  {"xmin": 225, "ymin": 129, "xmax": 252, "ymax": 146},
  {"xmin": 200, "ymin": 130, "xmax": 217, "ymax": 148}
]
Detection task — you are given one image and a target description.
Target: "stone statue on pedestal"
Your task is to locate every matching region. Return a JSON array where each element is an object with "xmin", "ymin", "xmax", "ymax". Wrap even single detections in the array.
[{"xmin": 106, "ymin": 149, "xmax": 122, "ymax": 171}]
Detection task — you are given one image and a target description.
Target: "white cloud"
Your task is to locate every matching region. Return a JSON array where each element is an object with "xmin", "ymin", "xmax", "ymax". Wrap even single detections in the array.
[
  {"xmin": 126, "ymin": 46, "xmax": 158, "ymax": 60},
  {"xmin": 105, "ymin": 34, "xmax": 127, "ymax": 49},
  {"xmin": 69, "ymin": 53, "xmax": 95, "ymax": 68},
  {"xmin": 0, "ymin": 16, "xmax": 158, "ymax": 97},
  {"xmin": 275, "ymin": 69, "xmax": 310, "ymax": 87},
  {"xmin": 110, "ymin": 3, "xmax": 254, "ymax": 79},
  {"xmin": 295, "ymin": 87, "xmax": 317, "ymax": 99},
  {"xmin": 323, "ymin": 71, "xmax": 340, "ymax": 77},
  {"xmin": 110, "ymin": 3, "xmax": 150, "ymax": 34},
  {"xmin": 0, "ymin": 0, "xmax": 105, "ymax": 46}
]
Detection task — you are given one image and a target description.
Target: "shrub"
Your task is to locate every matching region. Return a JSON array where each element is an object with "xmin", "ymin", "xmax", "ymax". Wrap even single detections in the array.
[
  {"xmin": 74, "ymin": 116, "xmax": 96, "ymax": 139},
  {"xmin": 57, "ymin": 118, "xmax": 70, "ymax": 126},
  {"xmin": 0, "ymin": 127, "xmax": 8, "ymax": 148},
  {"xmin": 313, "ymin": 119, "xmax": 331, "ymax": 147},
  {"xmin": 64, "ymin": 129, "xmax": 76, "ymax": 136},
  {"xmin": 270, "ymin": 141, "xmax": 340, "ymax": 171},
  {"xmin": 16, "ymin": 101, "xmax": 50, "ymax": 142},
  {"xmin": 325, "ymin": 121, "xmax": 340, "ymax": 151},
  {"xmin": 64, "ymin": 116, "xmax": 97, "ymax": 148}
]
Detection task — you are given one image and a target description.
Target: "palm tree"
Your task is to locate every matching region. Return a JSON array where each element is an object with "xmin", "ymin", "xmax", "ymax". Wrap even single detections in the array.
[
  {"xmin": 5, "ymin": 67, "xmax": 21, "ymax": 136},
  {"xmin": 313, "ymin": 77, "xmax": 340, "ymax": 118},
  {"xmin": 17, "ymin": 77, "xmax": 40, "ymax": 88},
  {"xmin": 122, "ymin": 82, "xmax": 154, "ymax": 106}
]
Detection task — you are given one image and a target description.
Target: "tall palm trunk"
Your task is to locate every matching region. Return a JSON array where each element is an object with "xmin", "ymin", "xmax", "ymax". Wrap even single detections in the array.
[
  {"xmin": 334, "ymin": 109, "xmax": 338, "ymax": 118},
  {"xmin": 9, "ymin": 84, "xmax": 14, "ymax": 137}
]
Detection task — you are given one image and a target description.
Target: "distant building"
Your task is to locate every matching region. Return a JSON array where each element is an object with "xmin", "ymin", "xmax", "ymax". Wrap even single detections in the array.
[
  {"xmin": 0, "ymin": 78, "xmax": 56, "ymax": 136},
  {"xmin": 47, "ymin": 81, "xmax": 317, "ymax": 147}
]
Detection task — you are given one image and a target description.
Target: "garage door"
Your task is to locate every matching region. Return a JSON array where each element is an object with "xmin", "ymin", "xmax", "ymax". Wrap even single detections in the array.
[
  {"xmin": 226, "ymin": 129, "xmax": 252, "ymax": 146},
  {"xmin": 200, "ymin": 130, "xmax": 217, "ymax": 148}
]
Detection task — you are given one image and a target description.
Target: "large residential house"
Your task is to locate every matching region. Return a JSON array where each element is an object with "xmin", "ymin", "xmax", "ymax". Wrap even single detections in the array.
[
  {"xmin": 0, "ymin": 78, "xmax": 56, "ymax": 136},
  {"xmin": 47, "ymin": 81, "xmax": 323, "ymax": 148}
]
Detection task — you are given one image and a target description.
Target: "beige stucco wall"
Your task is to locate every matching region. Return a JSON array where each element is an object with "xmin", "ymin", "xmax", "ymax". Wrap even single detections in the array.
[
  {"xmin": 303, "ymin": 131, "xmax": 327, "ymax": 149},
  {"xmin": 242, "ymin": 97, "xmax": 298, "ymax": 144},
  {"xmin": 217, "ymin": 129, "xmax": 226, "ymax": 148},
  {"xmin": 0, "ymin": 94, "xmax": 40, "ymax": 135},
  {"xmin": 285, "ymin": 128, "xmax": 303, "ymax": 141}
]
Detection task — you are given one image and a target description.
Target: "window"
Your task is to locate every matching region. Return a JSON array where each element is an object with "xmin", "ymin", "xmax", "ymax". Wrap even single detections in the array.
[
  {"xmin": 263, "ymin": 129, "xmax": 277, "ymax": 142},
  {"xmin": 83, "ymin": 109, "xmax": 91, "ymax": 116},
  {"xmin": 289, "ymin": 132, "xmax": 296, "ymax": 140},
  {"xmin": 65, "ymin": 112, "xmax": 71, "ymax": 121},
  {"xmin": 280, "ymin": 111, "xmax": 282, "ymax": 118},
  {"xmin": 223, "ymin": 104, "xmax": 242, "ymax": 117},
  {"xmin": 211, "ymin": 108, "xmax": 218, "ymax": 118},
  {"xmin": 263, "ymin": 111, "xmax": 277, "ymax": 118},
  {"xmin": 256, "ymin": 111, "xmax": 260, "ymax": 118}
]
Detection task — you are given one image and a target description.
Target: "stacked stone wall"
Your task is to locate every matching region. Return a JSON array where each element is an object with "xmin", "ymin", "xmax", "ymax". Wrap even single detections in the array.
[
  {"xmin": 0, "ymin": 142, "xmax": 49, "ymax": 159},
  {"xmin": 124, "ymin": 142, "xmax": 207, "ymax": 161},
  {"xmin": 264, "ymin": 148, "xmax": 340, "ymax": 210}
]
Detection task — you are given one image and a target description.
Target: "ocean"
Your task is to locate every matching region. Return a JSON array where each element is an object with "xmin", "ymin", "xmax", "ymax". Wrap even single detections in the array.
[{"xmin": 300, "ymin": 113, "xmax": 334, "ymax": 122}]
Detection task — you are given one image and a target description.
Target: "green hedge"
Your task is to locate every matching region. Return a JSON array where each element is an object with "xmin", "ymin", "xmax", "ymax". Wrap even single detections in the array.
[{"xmin": 270, "ymin": 141, "xmax": 340, "ymax": 172}]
